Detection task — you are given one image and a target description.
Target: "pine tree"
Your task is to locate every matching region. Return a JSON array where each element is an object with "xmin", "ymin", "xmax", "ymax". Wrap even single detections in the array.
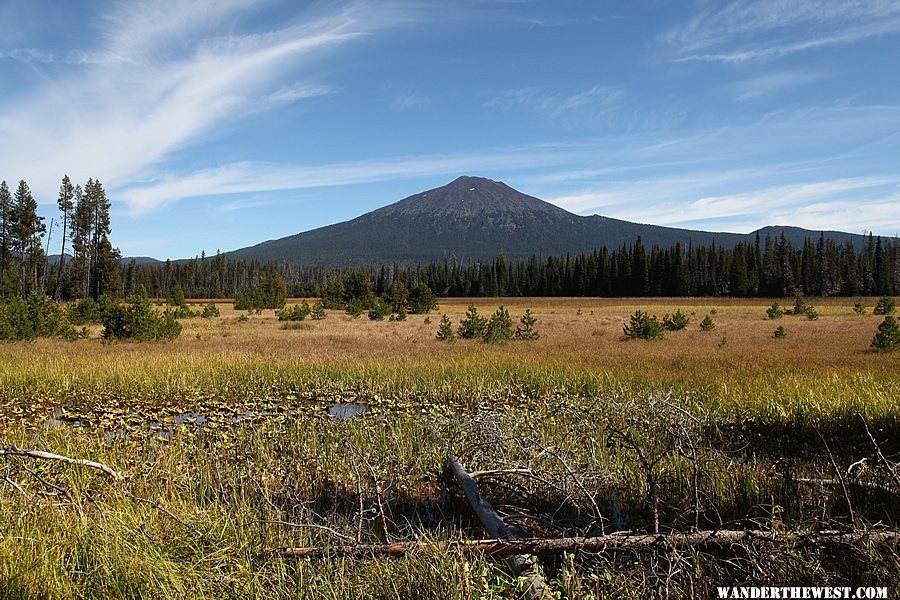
[
  {"xmin": 871, "ymin": 316, "xmax": 899, "ymax": 352},
  {"xmin": 514, "ymin": 308, "xmax": 539, "ymax": 340},
  {"xmin": 435, "ymin": 314, "xmax": 454, "ymax": 340},
  {"xmin": 699, "ymin": 314, "xmax": 716, "ymax": 331},
  {"xmin": 483, "ymin": 306, "xmax": 514, "ymax": 342},
  {"xmin": 0, "ymin": 181, "xmax": 13, "ymax": 296},
  {"xmin": 11, "ymin": 180, "xmax": 45, "ymax": 297},
  {"xmin": 54, "ymin": 175, "xmax": 75, "ymax": 299},
  {"xmin": 457, "ymin": 304, "xmax": 486, "ymax": 339}
]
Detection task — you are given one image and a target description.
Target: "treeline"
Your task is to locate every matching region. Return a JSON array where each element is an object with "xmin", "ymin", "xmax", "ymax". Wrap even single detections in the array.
[
  {"xmin": 129, "ymin": 232, "xmax": 898, "ymax": 300},
  {"xmin": 1, "ymin": 176, "xmax": 121, "ymax": 301}
]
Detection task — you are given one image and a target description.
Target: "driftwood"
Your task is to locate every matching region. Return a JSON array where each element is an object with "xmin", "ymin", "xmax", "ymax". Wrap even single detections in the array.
[
  {"xmin": 0, "ymin": 445, "xmax": 123, "ymax": 480},
  {"xmin": 278, "ymin": 529, "xmax": 900, "ymax": 558},
  {"xmin": 447, "ymin": 453, "xmax": 551, "ymax": 600}
]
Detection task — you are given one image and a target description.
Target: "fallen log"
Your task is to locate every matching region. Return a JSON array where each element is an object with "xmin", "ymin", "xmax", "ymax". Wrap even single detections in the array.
[
  {"xmin": 278, "ymin": 530, "xmax": 900, "ymax": 559},
  {"xmin": 447, "ymin": 453, "xmax": 550, "ymax": 600},
  {"xmin": 0, "ymin": 445, "xmax": 123, "ymax": 480}
]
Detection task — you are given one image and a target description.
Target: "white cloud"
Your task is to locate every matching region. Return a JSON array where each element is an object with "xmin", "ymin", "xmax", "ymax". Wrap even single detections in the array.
[
  {"xmin": 487, "ymin": 85, "xmax": 625, "ymax": 119},
  {"xmin": 664, "ymin": 0, "xmax": 900, "ymax": 62},
  {"xmin": 729, "ymin": 70, "xmax": 825, "ymax": 102},
  {"xmin": 116, "ymin": 146, "xmax": 588, "ymax": 214},
  {"xmin": 0, "ymin": 1, "xmax": 417, "ymax": 203}
]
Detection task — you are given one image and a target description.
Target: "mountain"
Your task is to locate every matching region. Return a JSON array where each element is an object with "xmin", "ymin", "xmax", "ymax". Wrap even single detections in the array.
[{"xmin": 222, "ymin": 176, "xmax": 870, "ymax": 266}]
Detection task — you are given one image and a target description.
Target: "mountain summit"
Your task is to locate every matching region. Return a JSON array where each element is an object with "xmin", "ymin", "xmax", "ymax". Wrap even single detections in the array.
[{"xmin": 223, "ymin": 176, "xmax": 866, "ymax": 266}]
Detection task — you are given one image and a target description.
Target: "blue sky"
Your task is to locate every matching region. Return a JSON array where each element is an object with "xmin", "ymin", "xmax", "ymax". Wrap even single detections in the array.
[{"xmin": 1, "ymin": 0, "xmax": 899, "ymax": 259}]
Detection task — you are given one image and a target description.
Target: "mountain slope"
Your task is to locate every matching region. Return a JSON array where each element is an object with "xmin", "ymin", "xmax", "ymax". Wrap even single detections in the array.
[{"xmin": 222, "ymin": 176, "xmax": 869, "ymax": 265}]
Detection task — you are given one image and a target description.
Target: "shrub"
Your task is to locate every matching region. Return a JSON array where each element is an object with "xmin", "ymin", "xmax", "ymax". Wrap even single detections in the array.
[
  {"xmin": 101, "ymin": 297, "xmax": 182, "ymax": 341},
  {"xmin": 773, "ymin": 325, "xmax": 787, "ymax": 339},
  {"xmin": 367, "ymin": 298, "xmax": 390, "ymax": 321},
  {"xmin": 201, "ymin": 302, "xmax": 220, "ymax": 318},
  {"xmin": 310, "ymin": 300, "xmax": 326, "ymax": 320},
  {"xmin": 280, "ymin": 321, "xmax": 312, "ymax": 331},
  {"xmin": 852, "ymin": 298, "xmax": 866, "ymax": 315},
  {"xmin": 804, "ymin": 306, "xmax": 819, "ymax": 321},
  {"xmin": 483, "ymin": 306, "xmax": 514, "ymax": 343},
  {"xmin": 171, "ymin": 305, "xmax": 198, "ymax": 319},
  {"xmin": 873, "ymin": 296, "xmax": 896, "ymax": 316},
  {"xmin": 457, "ymin": 305, "xmax": 486, "ymax": 339},
  {"xmin": 386, "ymin": 281, "xmax": 409, "ymax": 313},
  {"xmin": 389, "ymin": 307, "xmax": 408, "ymax": 322},
  {"xmin": 345, "ymin": 299, "xmax": 364, "ymax": 318},
  {"xmin": 699, "ymin": 314, "xmax": 716, "ymax": 331},
  {"xmin": 435, "ymin": 314, "xmax": 454, "ymax": 341},
  {"xmin": 168, "ymin": 285, "xmax": 186, "ymax": 307},
  {"xmin": 792, "ymin": 292, "xmax": 807, "ymax": 315},
  {"xmin": 514, "ymin": 309, "xmax": 539, "ymax": 340},
  {"xmin": 871, "ymin": 316, "xmax": 899, "ymax": 352},
  {"xmin": 407, "ymin": 283, "xmax": 437, "ymax": 314},
  {"xmin": 766, "ymin": 303, "xmax": 784, "ymax": 319},
  {"xmin": 278, "ymin": 301, "xmax": 310, "ymax": 322},
  {"xmin": 623, "ymin": 310, "xmax": 664, "ymax": 340},
  {"xmin": 0, "ymin": 297, "xmax": 34, "ymax": 340},
  {"xmin": 68, "ymin": 297, "xmax": 104, "ymax": 325},
  {"xmin": 662, "ymin": 309, "xmax": 689, "ymax": 331}
]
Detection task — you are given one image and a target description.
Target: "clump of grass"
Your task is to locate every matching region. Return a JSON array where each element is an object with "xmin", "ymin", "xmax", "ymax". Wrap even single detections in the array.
[{"xmin": 280, "ymin": 321, "xmax": 313, "ymax": 331}]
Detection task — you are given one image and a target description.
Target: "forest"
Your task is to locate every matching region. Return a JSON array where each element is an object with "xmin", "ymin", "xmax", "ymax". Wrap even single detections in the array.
[{"xmin": 1, "ymin": 175, "xmax": 897, "ymax": 302}]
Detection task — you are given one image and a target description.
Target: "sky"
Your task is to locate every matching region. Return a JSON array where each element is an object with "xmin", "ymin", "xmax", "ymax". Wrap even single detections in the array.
[{"xmin": 1, "ymin": 0, "xmax": 899, "ymax": 259}]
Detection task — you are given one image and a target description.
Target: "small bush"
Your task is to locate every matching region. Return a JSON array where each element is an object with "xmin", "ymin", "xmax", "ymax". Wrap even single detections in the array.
[
  {"xmin": 623, "ymin": 310, "xmax": 664, "ymax": 340},
  {"xmin": 278, "ymin": 301, "xmax": 310, "ymax": 322},
  {"xmin": 345, "ymin": 299, "xmax": 365, "ymax": 318},
  {"xmin": 483, "ymin": 306, "xmax": 514, "ymax": 343},
  {"xmin": 201, "ymin": 302, "xmax": 220, "ymax": 318},
  {"xmin": 368, "ymin": 299, "xmax": 390, "ymax": 321},
  {"xmin": 766, "ymin": 303, "xmax": 784, "ymax": 319},
  {"xmin": 168, "ymin": 285, "xmax": 186, "ymax": 307},
  {"xmin": 457, "ymin": 305, "xmax": 486, "ymax": 339},
  {"xmin": 310, "ymin": 300, "xmax": 326, "ymax": 320},
  {"xmin": 871, "ymin": 316, "xmax": 899, "ymax": 352},
  {"xmin": 280, "ymin": 321, "xmax": 312, "ymax": 331},
  {"xmin": 804, "ymin": 306, "xmax": 818, "ymax": 321},
  {"xmin": 873, "ymin": 296, "xmax": 896, "ymax": 316},
  {"xmin": 389, "ymin": 307, "xmax": 408, "ymax": 322},
  {"xmin": 514, "ymin": 309, "xmax": 539, "ymax": 340},
  {"xmin": 68, "ymin": 297, "xmax": 104, "ymax": 325},
  {"xmin": 852, "ymin": 298, "xmax": 866, "ymax": 315},
  {"xmin": 792, "ymin": 292, "xmax": 807, "ymax": 315},
  {"xmin": 699, "ymin": 314, "xmax": 716, "ymax": 331},
  {"xmin": 101, "ymin": 297, "xmax": 181, "ymax": 341},
  {"xmin": 407, "ymin": 283, "xmax": 437, "ymax": 314},
  {"xmin": 435, "ymin": 314, "xmax": 454, "ymax": 341},
  {"xmin": 662, "ymin": 309, "xmax": 689, "ymax": 331},
  {"xmin": 773, "ymin": 325, "xmax": 787, "ymax": 339},
  {"xmin": 171, "ymin": 305, "xmax": 198, "ymax": 319}
]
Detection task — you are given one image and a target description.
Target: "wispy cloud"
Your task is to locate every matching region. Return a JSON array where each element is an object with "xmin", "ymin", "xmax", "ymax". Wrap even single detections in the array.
[
  {"xmin": 664, "ymin": 0, "xmax": 900, "ymax": 62},
  {"xmin": 0, "ymin": 1, "xmax": 417, "ymax": 202},
  {"xmin": 728, "ymin": 70, "xmax": 825, "ymax": 102},
  {"xmin": 486, "ymin": 85, "xmax": 625, "ymax": 119},
  {"xmin": 117, "ymin": 145, "xmax": 589, "ymax": 214},
  {"xmin": 391, "ymin": 91, "xmax": 432, "ymax": 111}
]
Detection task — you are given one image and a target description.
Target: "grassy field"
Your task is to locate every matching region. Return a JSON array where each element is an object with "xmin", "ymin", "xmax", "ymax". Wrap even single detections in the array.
[{"xmin": 0, "ymin": 297, "xmax": 897, "ymax": 598}]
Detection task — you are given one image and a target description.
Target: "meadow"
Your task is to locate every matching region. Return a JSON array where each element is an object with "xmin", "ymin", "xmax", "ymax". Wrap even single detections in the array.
[{"xmin": 0, "ymin": 297, "xmax": 897, "ymax": 598}]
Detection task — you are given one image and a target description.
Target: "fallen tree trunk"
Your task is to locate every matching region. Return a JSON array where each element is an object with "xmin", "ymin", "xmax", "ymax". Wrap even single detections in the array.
[
  {"xmin": 278, "ymin": 530, "xmax": 900, "ymax": 559},
  {"xmin": 446, "ymin": 453, "xmax": 550, "ymax": 600},
  {"xmin": 0, "ymin": 445, "xmax": 123, "ymax": 480}
]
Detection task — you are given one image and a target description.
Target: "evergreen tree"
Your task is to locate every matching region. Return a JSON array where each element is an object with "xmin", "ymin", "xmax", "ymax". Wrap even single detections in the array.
[
  {"xmin": 435, "ymin": 314, "xmax": 454, "ymax": 340},
  {"xmin": 54, "ymin": 175, "xmax": 75, "ymax": 299},
  {"xmin": 871, "ymin": 316, "xmax": 899, "ymax": 352},
  {"xmin": 0, "ymin": 181, "xmax": 13, "ymax": 296},
  {"xmin": 11, "ymin": 180, "xmax": 45, "ymax": 297}
]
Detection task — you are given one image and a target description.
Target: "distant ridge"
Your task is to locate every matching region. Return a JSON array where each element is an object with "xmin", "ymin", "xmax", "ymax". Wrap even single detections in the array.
[{"xmin": 217, "ymin": 176, "xmax": 870, "ymax": 266}]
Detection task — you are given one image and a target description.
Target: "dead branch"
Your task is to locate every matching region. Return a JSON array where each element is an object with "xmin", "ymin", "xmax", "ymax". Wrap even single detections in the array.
[
  {"xmin": 247, "ymin": 519, "xmax": 355, "ymax": 543},
  {"xmin": 0, "ymin": 445, "xmax": 123, "ymax": 480},
  {"xmin": 447, "ymin": 453, "xmax": 551, "ymax": 600},
  {"xmin": 278, "ymin": 529, "xmax": 900, "ymax": 558}
]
